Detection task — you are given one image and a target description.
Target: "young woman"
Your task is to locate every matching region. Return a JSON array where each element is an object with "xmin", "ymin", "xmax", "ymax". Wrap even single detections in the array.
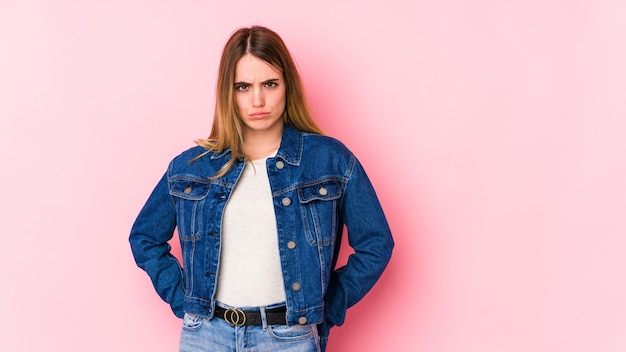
[{"xmin": 129, "ymin": 26, "xmax": 393, "ymax": 352}]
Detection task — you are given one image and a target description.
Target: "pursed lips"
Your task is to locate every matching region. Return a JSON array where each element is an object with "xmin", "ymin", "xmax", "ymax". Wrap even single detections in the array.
[{"xmin": 249, "ymin": 112, "xmax": 269, "ymax": 119}]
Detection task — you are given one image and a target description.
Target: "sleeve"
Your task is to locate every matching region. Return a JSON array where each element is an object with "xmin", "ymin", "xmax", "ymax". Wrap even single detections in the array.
[
  {"xmin": 129, "ymin": 170, "xmax": 185, "ymax": 318},
  {"xmin": 322, "ymin": 155, "xmax": 394, "ymax": 330}
]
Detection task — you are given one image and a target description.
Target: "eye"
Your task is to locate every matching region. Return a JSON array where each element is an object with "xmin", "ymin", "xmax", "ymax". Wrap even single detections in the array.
[
  {"xmin": 264, "ymin": 81, "xmax": 278, "ymax": 88},
  {"xmin": 234, "ymin": 84, "xmax": 249, "ymax": 92}
]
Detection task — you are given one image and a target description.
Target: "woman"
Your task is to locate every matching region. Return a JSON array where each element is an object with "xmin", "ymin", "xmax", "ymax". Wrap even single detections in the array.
[{"xmin": 129, "ymin": 25, "xmax": 393, "ymax": 352}]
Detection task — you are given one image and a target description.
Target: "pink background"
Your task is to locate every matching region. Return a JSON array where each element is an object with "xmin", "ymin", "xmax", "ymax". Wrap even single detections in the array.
[{"xmin": 1, "ymin": 1, "xmax": 625, "ymax": 351}]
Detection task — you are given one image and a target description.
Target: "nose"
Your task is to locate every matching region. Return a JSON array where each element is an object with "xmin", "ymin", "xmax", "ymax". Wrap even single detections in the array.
[{"xmin": 252, "ymin": 87, "xmax": 265, "ymax": 107}]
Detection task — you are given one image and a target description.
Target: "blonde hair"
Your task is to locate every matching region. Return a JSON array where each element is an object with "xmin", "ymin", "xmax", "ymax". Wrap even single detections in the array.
[{"xmin": 195, "ymin": 26, "xmax": 323, "ymax": 178}]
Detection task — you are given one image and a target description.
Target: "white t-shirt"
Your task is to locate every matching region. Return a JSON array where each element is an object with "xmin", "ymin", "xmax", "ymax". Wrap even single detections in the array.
[{"xmin": 215, "ymin": 154, "xmax": 286, "ymax": 307}]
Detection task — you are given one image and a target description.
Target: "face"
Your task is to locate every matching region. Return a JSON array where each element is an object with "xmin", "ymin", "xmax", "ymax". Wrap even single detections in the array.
[{"xmin": 234, "ymin": 54, "xmax": 286, "ymax": 137}]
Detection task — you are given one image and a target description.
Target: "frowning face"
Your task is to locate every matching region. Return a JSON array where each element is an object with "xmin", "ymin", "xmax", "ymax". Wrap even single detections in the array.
[{"xmin": 234, "ymin": 53, "xmax": 286, "ymax": 137}]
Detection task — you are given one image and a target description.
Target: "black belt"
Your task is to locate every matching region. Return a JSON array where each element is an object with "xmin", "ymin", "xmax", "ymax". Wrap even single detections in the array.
[{"xmin": 214, "ymin": 305, "xmax": 287, "ymax": 326}]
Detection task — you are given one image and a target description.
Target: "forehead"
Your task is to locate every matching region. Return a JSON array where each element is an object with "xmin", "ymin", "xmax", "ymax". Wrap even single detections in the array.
[{"xmin": 235, "ymin": 54, "xmax": 282, "ymax": 81}]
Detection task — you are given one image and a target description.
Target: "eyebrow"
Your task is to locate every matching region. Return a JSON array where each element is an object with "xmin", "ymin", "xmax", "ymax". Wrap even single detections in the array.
[{"xmin": 234, "ymin": 78, "xmax": 280, "ymax": 85}]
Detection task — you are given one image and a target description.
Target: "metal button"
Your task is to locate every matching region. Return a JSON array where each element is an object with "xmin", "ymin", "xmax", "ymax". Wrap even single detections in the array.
[
  {"xmin": 184, "ymin": 187, "xmax": 192, "ymax": 194},
  {"xmin": 292, "ymin": 282, "xmax": 301, "ymax": 291},
  {"xmin": 287, "ymin": 241, "xmax": 296, "ymax": 249},
  {"xmin": 318, "ymin": 187, "xmax": 328, "ymax": 196},
  {"xmin": 276, "ymin": 160, "xmax": 285, "ymax": 169},
  {"xmin": 282, "ymin": 197, "xmax": 291, "ymax": 206},
  {"xmin": 298, "ymin": 316, "xmax": 307, "ymax": 325}
]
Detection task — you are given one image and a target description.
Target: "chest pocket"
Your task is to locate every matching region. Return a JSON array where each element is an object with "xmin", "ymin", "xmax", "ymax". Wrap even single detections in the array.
[
  {"xmin": 297, "ymin": 181, "xmax": 342, "ymax": 246},
  {"xmin": 169, "ymin": 178, "xmax": 211, "ymax": 239}
]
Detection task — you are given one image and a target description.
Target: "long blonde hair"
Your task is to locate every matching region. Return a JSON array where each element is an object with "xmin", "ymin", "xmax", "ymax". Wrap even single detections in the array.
[{"xmin": 195, "ymin": 26, "xmax": 323, "ymax": 178}]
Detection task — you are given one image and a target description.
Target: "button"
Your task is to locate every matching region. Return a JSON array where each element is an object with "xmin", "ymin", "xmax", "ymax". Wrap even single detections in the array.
[
  {"xmin": 318, "ymin": 187, "xmax": 328, "ymax": 196},
  {"xmin": 287, "ymin": 241, "xmax": 296, "ymax": 249},
  {"xmin": 292, "ymin": 282, "xmax": 301, "ymax": 291},
  {"xmin": 298, "ymin": 316, "xmax": 307, "ymax": 325},
  {"xmin": 184, "ymin": 187, "xmax": 192, "ymax": 194},
  {"xmin": 282, "ymin": 197, "xmax": 292, "ymax": 206},
  {"xmin": 276, "ymin": 160, "xmax": 285, "ymax": 169}
]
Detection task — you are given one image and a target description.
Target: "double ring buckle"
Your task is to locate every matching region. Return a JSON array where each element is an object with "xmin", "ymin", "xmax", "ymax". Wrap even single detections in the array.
[{"xmin": 224, "ymin": 307, "xmax": 247, "ymax": 326}]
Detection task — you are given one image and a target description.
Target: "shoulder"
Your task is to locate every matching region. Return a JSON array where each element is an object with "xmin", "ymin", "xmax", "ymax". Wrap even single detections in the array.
[
  {"xmin": 171, "ymin": 146, "xmax": 211, "ymax": 164},
  {"xmin": 168, "ymin": 146, "xmax": 227, "ymax": 178},
  {"xmin": 301, "ymin": 132, "xmax": 352, "ymax": 156},
  {"xmin": 298, "ymin": 132, "xmax": 359, "ymax": 175}
]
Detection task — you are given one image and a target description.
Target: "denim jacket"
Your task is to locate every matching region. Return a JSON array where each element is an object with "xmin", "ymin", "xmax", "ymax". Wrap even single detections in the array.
[{"xmin": 129, "ymin": 125, "xmax": 393, "ymax": 347}]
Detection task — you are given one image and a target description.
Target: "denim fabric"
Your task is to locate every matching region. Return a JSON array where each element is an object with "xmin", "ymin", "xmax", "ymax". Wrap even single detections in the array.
[
  {"xmin": 180, "ymin": 303, "xmax": 320, "ymax": 352},
  {"xmin": 130, "ymin": 125, "xmax": 394, "ymax": 349}
]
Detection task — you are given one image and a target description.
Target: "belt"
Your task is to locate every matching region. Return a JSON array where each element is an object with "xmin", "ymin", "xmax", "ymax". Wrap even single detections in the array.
[{"xmin": 214, "ymin": 305, "xmax": 287, "ymax": 326}]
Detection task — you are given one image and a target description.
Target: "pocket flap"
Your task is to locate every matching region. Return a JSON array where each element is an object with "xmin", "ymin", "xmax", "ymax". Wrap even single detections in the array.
[
  {"xmin": 169, "ymin": 178, "xmax": 211, "ymax": 200},
  {"xmin": 297, "ymin": 181, "xmax": 342, "ymax": 203}
]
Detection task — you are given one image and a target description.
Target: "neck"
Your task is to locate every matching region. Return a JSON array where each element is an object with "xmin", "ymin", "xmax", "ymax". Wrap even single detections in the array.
[{"xmin": 242, "ymin": 123, "xmax": 284, "ymax": 160}]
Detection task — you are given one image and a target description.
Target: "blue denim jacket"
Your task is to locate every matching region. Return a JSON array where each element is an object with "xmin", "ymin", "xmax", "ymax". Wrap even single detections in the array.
[{"xmin": 129, "ymin": 125, "xmax": 393, "ymax": 347}]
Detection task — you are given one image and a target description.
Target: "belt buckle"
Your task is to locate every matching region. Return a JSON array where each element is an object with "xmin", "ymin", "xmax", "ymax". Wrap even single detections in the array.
[{"xmin": 224, "ymin": 307, "xmax": 247, "ymax": 326}]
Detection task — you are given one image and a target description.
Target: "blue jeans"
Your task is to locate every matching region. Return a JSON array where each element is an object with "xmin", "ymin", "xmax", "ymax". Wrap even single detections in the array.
[{"xmin": 179, "ymin": 304, "xmax": 321, "ymax": 352}]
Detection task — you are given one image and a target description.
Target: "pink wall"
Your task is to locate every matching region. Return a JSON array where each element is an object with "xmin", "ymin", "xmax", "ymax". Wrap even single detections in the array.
[{"xmin": 1, "ymin": 1, "xmax": 625, "ymax": 351}]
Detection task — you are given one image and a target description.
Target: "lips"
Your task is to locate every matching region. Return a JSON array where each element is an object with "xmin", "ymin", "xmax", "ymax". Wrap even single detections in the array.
[{"xmin": 249, "ymin": 112, "xmax": 269, "ymax": 119}]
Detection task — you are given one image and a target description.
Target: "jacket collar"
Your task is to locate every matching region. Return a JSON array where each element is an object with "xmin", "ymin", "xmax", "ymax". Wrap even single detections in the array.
[
  {"xmin": 211, "ymin": 148, "xmax": 231, "ymax": 160},
  {"xmin": 209, "ymin": 124, "xmax": 303, "ymax": 166},
  {"xmin": 276, "ymin": 124, "xmax": 303, "ymax": 166}
]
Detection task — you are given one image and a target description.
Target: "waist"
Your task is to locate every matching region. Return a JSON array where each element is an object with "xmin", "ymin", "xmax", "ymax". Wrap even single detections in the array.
[{"xmin": 214, "ymin": 303, "xmax": 287, "ymax": 326}]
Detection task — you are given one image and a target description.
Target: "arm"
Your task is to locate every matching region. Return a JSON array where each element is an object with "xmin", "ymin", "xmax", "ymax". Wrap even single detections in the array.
[
  {"xmin": 323, "ymin": 156, "xmax": 394, "ymax": 328},
  {"xmin": 129, "ymin": 171, "xmax": 185, "ymax": 318}
]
